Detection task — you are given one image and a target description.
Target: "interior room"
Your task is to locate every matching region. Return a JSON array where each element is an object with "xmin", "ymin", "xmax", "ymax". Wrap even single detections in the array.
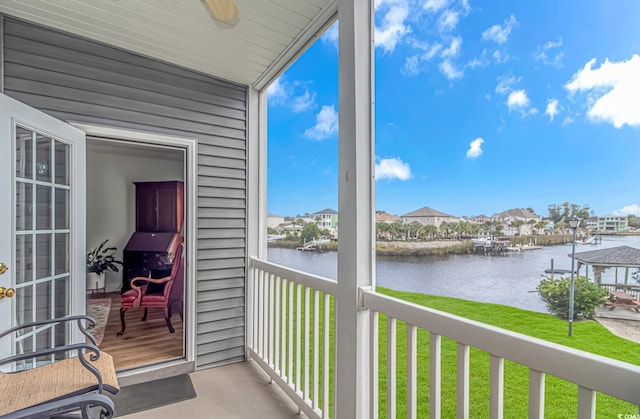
[{"xmin": 85, "ymin": 137, "xmax": 186, "ymax": 371}]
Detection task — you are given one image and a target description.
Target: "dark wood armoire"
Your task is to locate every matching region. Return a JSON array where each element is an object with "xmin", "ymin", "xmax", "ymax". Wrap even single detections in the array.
[
  {"xmin": 135, "ymin": 181, "xmax": 184, "ymax": 233},
  {"xmin": 122, "ymin": 181, "xmax": 184, "ymax": 293}
]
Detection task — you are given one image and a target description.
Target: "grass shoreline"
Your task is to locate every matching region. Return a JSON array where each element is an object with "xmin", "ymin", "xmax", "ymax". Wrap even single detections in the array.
[
  {"xmin": 295, "ymin": 287, "xmax": 640, "ymax": 417},
  {"xmin": 374, "ymin": 287, "xmax": 640, "ymax": 417},
  {"xmin": 268, "ymin": 234, "xmax": 577, "ymax": 256}
]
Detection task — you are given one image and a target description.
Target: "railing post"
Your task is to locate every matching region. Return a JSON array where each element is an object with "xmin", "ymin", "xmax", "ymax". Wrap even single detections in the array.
[
  {"xmin": 490, "ymin": 355, "xmax": 504, "ymax": 419},
  {"xmin": 529, "ymin": 370, "xmax": 545, "ymax": 419},
  {"xmin": 336, "ymin": 0, "xmax": 375, "ymax": 417},
  {"xmin": 246, "ymin": 88, "xmax": 267, "ymax": 360}
]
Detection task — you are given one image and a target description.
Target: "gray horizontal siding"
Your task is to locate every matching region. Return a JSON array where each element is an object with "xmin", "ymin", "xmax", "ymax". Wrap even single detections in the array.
[{"xmin": 2, "ymin": 16, "xmax": 247, "ymax": 369}]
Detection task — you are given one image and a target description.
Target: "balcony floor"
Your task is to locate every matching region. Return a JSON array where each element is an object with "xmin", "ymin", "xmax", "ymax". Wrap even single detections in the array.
[{"xmin": 121, "ymin": 360, "xmax": 301, "ymax": 418}]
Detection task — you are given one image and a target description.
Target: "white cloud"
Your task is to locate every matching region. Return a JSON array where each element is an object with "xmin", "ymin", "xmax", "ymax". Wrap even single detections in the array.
[
  {"xmin": 423, "ymin": 0, "xmax": 448, "ymax": 13},
  {"xmin": 466, "ymin": 137, "xmax": 484, "ymax": 159},
  {"xmin": 543, "ymin": 38, "xmax": 563, "ymax": 49},
  {"xmin": 561, "ymin": 115, "xmax": 575, "ymax": 126},
  {"xmin": 618, "ymin": 204, "xmax": 640, "ymax": 216},
  {"xmin": 507, "ymin": 89, "xmax": 537, "ymax": 115},
  {"xmin": 401, "ymin": 43, "xmax": 443, "ymax": 76},
  {"xmin": 409, "ymin": 39, "xmax": 443, "ymax": 59},
  {"xmin": 292, "ymin": 90, "xmax": 317, "ymax": 113},
  {"xmin": 438, "ymin": 10, "xmax": 460, "ymax": 32},
  {"xmin": 467, "ymin": 53, "xmax": 489, "ymax": 69},
  {"xmin": 268, "ymin": 77, "xmax": 317, "ymax": 113},
  {"xmin": 439, "ymin": 60, "xmax": 463, "ymax": 79},
  {"xmin": 507, "ymin": 90, "xmax": 529, "ymax": 109},
  {"xmin": 304, "ymin": 105, "xmax": 338, "ymax": 140},
  {"xmin": 402, "ymin": 55, "xmax": 421, "ymax": 76},
  {"xmin": 375, "ymin": 157, "xmax": 412, "ymax": 180},
  {"xmin": 482, "ymin": 14, "xmax": 517, "ymax": 44},
  {"xmin": 534, "ymin": 37, "xmax": 564, "ymax": 67},
  {"xmin": 441, "ymin": 36, "xmax": 462, "ymax": 58},
  {"xmin": 375, "ymin": 0, "xmax": 411, "ymax": 53},
  {"xmin": 267, "ymin": 77, "xmax": 288, "ymax": 104},
  {"xmin": 565, "ymin": 55, "xmax": 640, "ymax": 128},
  {"xmin": 492, "ymin": 50, "xmax": 510, "ymax": 64},
  {"xmin": 545, "ymin": 99, "xmax": 560, "ymax": 121},
  {"xmin": 495, "ymin": 75, "xmax": 521, "ymax": 95},
  {"xmin": 321, "ymin": 22, "xmax": 339, "ymax": 46}
]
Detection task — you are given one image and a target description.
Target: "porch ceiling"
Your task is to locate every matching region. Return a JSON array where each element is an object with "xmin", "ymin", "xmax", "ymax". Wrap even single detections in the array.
[{"xmin": 0, "ymin": 0, "xmax": 336, "ymax": 90}]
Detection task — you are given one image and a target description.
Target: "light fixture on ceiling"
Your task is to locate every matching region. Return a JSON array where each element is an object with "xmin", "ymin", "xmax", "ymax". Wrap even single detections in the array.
[{"xmin": 204, "ymin": 0, "xmax": 239, "ymax": 22}]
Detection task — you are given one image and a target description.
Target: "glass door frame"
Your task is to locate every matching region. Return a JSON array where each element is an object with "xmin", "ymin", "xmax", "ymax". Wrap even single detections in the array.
[
  {"xmin": 70, "ymin": 122, "xmax": 198, "ymax": 368},
  {"xmin": 0, "ymin": 92, "xmax": 86, "ymax": 362}
]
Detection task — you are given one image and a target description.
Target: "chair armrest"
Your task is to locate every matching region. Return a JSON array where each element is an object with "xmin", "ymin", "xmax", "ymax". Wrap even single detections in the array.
[
  {"xmin": 0, "ymin": 342, "xmax": 100, "ymax": 367},
  {"xmin": 130, "ymin": 276, "xmax": 171, "ymax": 286},
  {"xmin": 142, "ymin": 276, "xmax": 171, "ymax": 284},
  {"xmin": 0, "ymin": 315, "xmax": 97, "ymax": 346}
]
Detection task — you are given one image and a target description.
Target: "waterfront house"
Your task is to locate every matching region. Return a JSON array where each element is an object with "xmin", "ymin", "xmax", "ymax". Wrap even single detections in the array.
[
  {"xmin": 267, "ymin": 214, "xmax": 285, "ymax": 230},
  {"xmin": 468, "ymin": 214, "xmax": 490, "ymax": 225},
  {"xmin": 401, "ymin": 206, "xmax": 459, "ymax": 227},
  {"xmin": 587, "ymin": 215, "xmax": 629, "ymax": 232},
  {"xmin": 376, "ymin": 211, "xmax": 401, "ymax": 224},
  {"xmin": 491, "ymin": 208, "xmax": 541, "ymax": 236},
  {"xmin": 0, "ymin": 2, "xmax": 638, "ymax": 418},
  {"xmin": 312, "ymin": 208, "xmax": 339, "ymax": 232}
]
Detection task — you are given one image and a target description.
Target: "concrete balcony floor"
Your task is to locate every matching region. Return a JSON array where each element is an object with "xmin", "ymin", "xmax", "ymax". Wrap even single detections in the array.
[{"xmin": 122, "ymin": 360, "xmax": 301, "ymax": 419}]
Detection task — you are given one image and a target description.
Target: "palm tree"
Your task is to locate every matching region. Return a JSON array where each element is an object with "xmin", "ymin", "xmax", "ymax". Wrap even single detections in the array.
[
  {"xmin": 512, "ymin": 220, "xmax": 525, "ymax": 235},
  {"xmin": 424, "ymin": 225, "xmax": 438, "ymax": 240},
  {"xmin": 534, "ymin": 221, "xmax": 547, "ymax": 235},
  {"xmin": 439, "ymin": 223, "xmax": 450, "ymax": 239},
  {"xmin": 389, "ymin": 222, "xmax": 402, "ymax": 241}
]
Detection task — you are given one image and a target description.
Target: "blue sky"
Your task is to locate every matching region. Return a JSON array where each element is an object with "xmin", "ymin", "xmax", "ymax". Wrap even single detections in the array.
[{"xmin": 267, "ymin": 0, "xmax": 640, "ymax": 219}]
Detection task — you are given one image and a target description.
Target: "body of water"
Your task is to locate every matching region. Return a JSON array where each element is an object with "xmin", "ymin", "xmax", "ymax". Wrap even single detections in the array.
[{"xmin": 267, "ymin": 235, "xmax": 640, "ymax": 313}]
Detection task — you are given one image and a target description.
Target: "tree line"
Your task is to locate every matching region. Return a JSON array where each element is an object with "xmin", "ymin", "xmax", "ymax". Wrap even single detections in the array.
[
  {"xmin": 376, "ymin": 219, "xmax": 548, "ymax": 241},
  {"xmin": 270, "ymin": 201, "xmax": 635, "ymax": 244}
]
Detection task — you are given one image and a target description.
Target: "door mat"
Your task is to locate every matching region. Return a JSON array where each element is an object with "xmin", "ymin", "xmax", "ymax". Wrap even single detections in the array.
[{"xmin": 110, "ymin": 374, "xmax": 196, "ymax": 417}]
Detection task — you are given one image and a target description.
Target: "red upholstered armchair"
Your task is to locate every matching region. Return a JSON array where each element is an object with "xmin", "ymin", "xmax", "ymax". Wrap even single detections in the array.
[{"xmin": 117, "ymin": 243, "xmax": 184, "ymax": 337}]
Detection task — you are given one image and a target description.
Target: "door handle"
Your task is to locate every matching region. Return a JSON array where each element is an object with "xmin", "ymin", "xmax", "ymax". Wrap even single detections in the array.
[
  {"xmin": 0, "ymin": 287, "xmax": 15, "ymax": 299},
  {"xmin": 0, "ymin": 263, "xmax": 7, "ymax": 275}
]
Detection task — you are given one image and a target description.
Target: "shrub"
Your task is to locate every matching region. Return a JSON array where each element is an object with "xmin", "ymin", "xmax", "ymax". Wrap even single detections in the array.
[{"xmin": 537, "ymin": 275, "xmax": 608, "ymax": 319}]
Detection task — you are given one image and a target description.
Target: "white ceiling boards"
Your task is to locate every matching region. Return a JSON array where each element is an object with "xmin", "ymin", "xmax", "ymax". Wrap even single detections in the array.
[{"xmin": 0, "ymin": 0, "xmax": 336, "ymax": 90}]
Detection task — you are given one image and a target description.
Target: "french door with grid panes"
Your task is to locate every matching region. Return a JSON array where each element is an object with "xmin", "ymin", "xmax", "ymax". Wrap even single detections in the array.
[{"xmin": 0, "ymin": 93, "xmax": 85, "ymax": 365}]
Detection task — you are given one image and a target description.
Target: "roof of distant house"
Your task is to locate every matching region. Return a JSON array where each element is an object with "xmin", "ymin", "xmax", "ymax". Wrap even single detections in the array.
[
  {"xmin": 401, "ymin": 206, "xmax": 454, "ymax": 218},
  {"xmin": 376, "ymin": 212, "xmax": 401, "ymax": 222},
  {"xmin": 268, "ymin": 213, "xmax": 284, "ymax": 218},
  {"xmin": 492, "ymin": 208, "xmax": 539, "ymax": 219},
  {"xmin": 471, "ymin": 214, "xmax": 490, "ymax": 220},
  {"xmin": 314, "ymin": 208, "xmax": 338, "ymax": 215}
]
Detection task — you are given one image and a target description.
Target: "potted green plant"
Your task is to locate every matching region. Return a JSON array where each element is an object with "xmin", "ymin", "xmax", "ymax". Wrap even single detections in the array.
[{"xmin": 86, "ymin": 240, "xmax": 123, "ymax": 291}]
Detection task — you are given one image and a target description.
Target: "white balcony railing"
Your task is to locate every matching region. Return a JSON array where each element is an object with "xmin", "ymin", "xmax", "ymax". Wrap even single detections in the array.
[
  {"xmin": 248, "ymin": 257, "xmax": 640, "ymax": 418},
  {"xmin": 248, "ymin": 258, "xmax": 337, "ymax": 419}
]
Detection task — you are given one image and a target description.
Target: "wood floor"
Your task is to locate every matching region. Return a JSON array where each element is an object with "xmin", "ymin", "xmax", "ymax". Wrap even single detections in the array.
[{"xmin": 97, "ymin": 293, "xmax": 184, "ymax": 371}]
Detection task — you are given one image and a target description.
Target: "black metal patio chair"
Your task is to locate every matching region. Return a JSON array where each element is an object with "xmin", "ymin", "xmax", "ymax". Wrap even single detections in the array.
[{"xmin": 0, "ymin": 315, "xmax": 119, "ymax": 419}]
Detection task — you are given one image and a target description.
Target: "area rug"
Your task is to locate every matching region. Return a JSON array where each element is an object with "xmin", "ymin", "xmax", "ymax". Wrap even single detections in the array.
[
  {"xmin": 110, "ymin": 374, "xmax": 197, "ymax": 417},
  {"xmin": 86, "ymin": 297, "xmax": 111, "ymax": 346}
]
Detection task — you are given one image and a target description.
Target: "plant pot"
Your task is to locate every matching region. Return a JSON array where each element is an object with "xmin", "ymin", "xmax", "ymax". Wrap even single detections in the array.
[{"xmin": 87, "ymin": 272, "xmax": 105, "ymax": 291}]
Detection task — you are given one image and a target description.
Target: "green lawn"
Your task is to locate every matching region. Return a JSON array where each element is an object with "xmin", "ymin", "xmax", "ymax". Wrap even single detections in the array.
[
  {"xmin": 375, "ymin": 287, "xmax": 640, "ymax": 418},
  {"xmin": 269, "ymin": 284, "xmax": 640, "ymax": 418}
]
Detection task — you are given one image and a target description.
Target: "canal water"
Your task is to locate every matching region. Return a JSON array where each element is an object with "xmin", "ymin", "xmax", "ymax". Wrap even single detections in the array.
[{"xmin": 267, "ymin": 235, "xmax": 640, "ymax": 313}]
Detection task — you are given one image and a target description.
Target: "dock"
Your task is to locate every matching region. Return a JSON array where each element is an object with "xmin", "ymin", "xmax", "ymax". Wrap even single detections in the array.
[
  {"xmin": 472, "ymin": 238, "xmax": 509, "ymax": 254},
  {"xmin": 296, "ymin": 239, "xmax": 331, "ymax": 251}
]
